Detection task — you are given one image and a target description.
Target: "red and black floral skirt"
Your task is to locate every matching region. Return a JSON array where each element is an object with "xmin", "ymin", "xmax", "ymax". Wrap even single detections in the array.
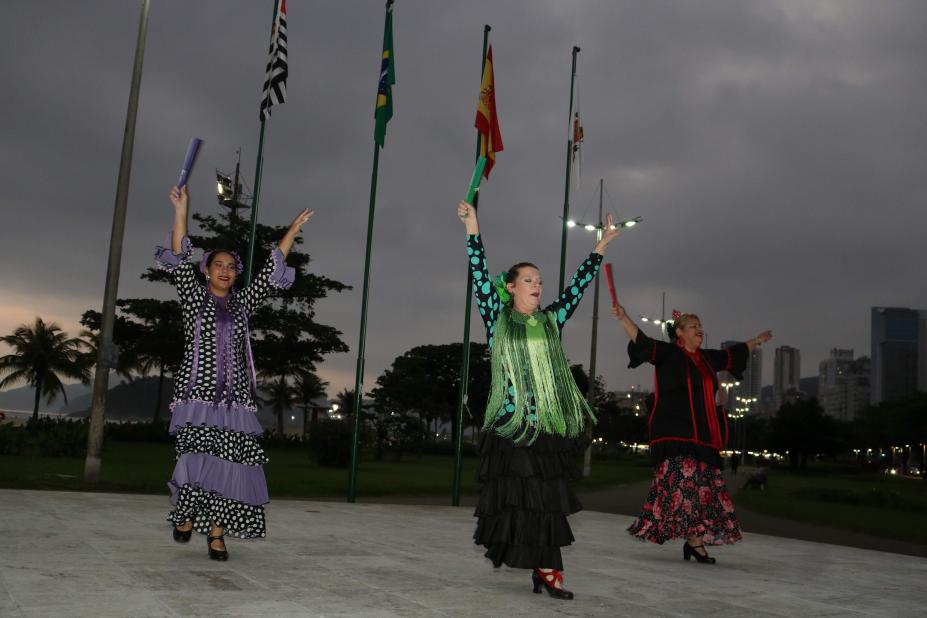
[{"xmin": 627, "ymin": 455, "xmax": 742, "ymax": 545}]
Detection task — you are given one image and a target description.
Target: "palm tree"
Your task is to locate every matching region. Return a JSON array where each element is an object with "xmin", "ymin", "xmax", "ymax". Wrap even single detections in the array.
[
  {"xmin": 334, "ymin": 388, "xmax": 356, "ymax": 418},
  {"xmin": 294, "ymin": 371, "xmax": 328, "ymax": 435},
  {"xmin": 0, "ymin": 317, "xmax": 91, "ymax": 422},
  {"xmin": 259, "ymin": 377, "xmax": 298, "ymax": 435}
]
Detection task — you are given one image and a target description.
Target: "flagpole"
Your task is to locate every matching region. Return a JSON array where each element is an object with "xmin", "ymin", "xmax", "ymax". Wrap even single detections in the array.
[
  {"xmin": 347, "ymin": 142, "xmax": 379, "ymax": 503},
  {"xmin": 83, "ymin": 0, "xmax": 150, "ymax": 484},
  {"xmin": 348, "ymin": 0, "xmax": 394, "ymax": 503},
  {"xmin": 557, "ymin": 46, "xmax": 580, "ymax": 293},
  {"xmin": 452, "ymin": 25, "xmax": 491, "ymax": 507},
  {"xmin": 583, "ymin": 178, "xmax": 604, "ymax": 478},
  {"xmin": 245, "ymin": 0, "xmax": 281, "ymax": 284}
]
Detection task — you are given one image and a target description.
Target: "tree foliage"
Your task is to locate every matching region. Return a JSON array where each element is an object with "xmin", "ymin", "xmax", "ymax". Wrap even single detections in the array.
[
  {"xmin": 0, "ymin": 318, "xmax": 90, "ymax": 421},
  {"xmin": 370, "ymin": 342, "xmax": 491, "ymax": 443}
]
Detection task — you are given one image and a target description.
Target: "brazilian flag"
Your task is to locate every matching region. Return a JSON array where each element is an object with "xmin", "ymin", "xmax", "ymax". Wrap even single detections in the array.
[{"xmin": 374, "ymin": 1, "xmax": 395, "ymax": 148}]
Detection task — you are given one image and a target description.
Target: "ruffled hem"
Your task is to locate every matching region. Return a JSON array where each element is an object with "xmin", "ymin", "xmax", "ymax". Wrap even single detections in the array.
[
  {"xmin": 473, "ymin": 431, "xmax": 583, "ymax": 570},
  {"xmin": 174, "ymin": 425, "xmax": 268, "ymax": 466},
  {"xmin": 627, "ymin": 456, "xmax": 742, "ymax": 546},
  {"xmin": 168, "ymin": 484, "xmax": 266, "ymax": 539},
  {"xmin": 268, "ymin": 247, "xmax": 295, "ymax": 289},
  {"xmin": 169, "ymin": 399, "xmax": 262, "ymax": 436},
  {"xmin": 478, "ymin": 541, "xmax": 568, "ymax": 571},
  {"xmin": 169, "ymin": 452, "xmax": 269, "ymax": 506},
  {"xmin": 475, "ymin": 509, "xmax": 577, "ymax": 549},
  {"xmin": 154, "ymin": 234, "xmax": 193, "ymax": 271}
]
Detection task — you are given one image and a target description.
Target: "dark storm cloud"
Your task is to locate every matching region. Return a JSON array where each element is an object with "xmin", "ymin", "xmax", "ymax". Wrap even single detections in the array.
[{"xmin": 1, "ymin": 0, "xmax": 925, "ymax": 395}]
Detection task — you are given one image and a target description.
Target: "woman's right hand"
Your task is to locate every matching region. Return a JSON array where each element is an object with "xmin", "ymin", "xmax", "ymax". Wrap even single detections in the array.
[
  {"xmin": 611, "ymin": 303, "xmax": 627, "ymax": 321},
  {"xmin": 170, "ymin": 185, "xmax": 188, "ymax": 211},
  {"xmin": 458, "ymin": 200, "xmax": 479, "ymax": 234}
]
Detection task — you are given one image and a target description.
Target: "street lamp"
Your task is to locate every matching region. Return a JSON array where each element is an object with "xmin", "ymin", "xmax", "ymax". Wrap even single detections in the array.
[
  {"xmin": 566, "ymin": 179, "xmax": 643, "ymax": 478},
  {"xmin": 566, "ymin": 215, "xmax": 643, "ymax": 231}
]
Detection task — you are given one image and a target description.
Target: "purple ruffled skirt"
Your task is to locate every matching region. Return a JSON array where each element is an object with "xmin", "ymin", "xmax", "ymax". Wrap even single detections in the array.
[{"xmin": 166, "ymin": 400, "xmax": 269, "ymax": 539}]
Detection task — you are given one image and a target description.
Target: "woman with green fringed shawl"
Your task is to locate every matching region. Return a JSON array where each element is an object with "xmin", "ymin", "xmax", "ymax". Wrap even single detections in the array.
[{"xmin": 457, "ymin": 199, "xmax": 619, "ymax": 601}]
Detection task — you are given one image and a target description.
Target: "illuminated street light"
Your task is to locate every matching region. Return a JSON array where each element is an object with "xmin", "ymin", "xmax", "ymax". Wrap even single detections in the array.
[{"xmin": 566, "ymin": 215, "xmax": 643, "ymax": 231}]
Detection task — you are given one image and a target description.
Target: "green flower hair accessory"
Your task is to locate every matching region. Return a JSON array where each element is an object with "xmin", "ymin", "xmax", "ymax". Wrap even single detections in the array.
[{"xmin": 493, "ymin": 272, "xmax": 512, "ymax": 305}]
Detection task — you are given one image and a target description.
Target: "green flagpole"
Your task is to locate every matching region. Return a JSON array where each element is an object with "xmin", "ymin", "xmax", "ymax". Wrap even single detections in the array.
[
  {"xmin": 348, "ymin": 143, "xmax": 380, "ymax": 503},
  {"xmin": 244, "ymin": 120, "xmax": 266, "ymax": 284},
  {"xmin": 451, "ymin": 25, "xmax": 491, "ymax": 507},
  {"xmin": 348, "ymin": 0, "xmax": 394, "ymax": 503},
  {"xmin": 245, "ymin": 0, "xmax": 280, "ymax": 284},
  {"xmin": 557, "ymin": 46, "xmax": 580, "ymax": 293}
]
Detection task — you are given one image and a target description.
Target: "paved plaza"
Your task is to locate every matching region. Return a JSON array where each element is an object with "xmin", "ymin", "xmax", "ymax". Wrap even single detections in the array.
[{"xmin": 1, "ymin": 489, "xmax": 925, "ymax": 617}]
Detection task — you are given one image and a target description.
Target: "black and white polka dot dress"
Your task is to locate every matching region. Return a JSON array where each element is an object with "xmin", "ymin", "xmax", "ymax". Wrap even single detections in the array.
[{"xmin": 155, "ymin": 235, "xmax": 295, "ymax": 538}]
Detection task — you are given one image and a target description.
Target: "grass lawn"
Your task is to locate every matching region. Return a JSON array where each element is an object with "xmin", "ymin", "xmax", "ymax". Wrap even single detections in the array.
[
  {"xmin": 735, "ymin": 467, "xmax": 927, "ymax": 544},
  {"xmin": 0, "ymin": 442, "xmax": 652, "ymax": 499}
]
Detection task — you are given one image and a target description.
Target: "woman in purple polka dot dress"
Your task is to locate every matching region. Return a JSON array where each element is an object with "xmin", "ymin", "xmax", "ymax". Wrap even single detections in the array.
[{"xmin": 155, "ymin": 185, "xmax": 312, "ymax": 561}]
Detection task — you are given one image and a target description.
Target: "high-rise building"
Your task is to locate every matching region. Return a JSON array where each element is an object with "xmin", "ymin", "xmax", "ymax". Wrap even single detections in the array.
[
  {"xmin": 818, "ymin": 349, "xmax": 870, "ymax": 421},
  {"xmin": 774, "ymin": 346, "xmax": 801, "ymax": 410},
  {"xmin": 870, "ymin": 307, "xmax": 920, "ymax": 405},
  {"xmin": 717, "ymin": 341, "xmax": 762, "ymax": 414},
  {"xmin": 743, "ymin": 347, "xmax": 763, "ymax": 402}
]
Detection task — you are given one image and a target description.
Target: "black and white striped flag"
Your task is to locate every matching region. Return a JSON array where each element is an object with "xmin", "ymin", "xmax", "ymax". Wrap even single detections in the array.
[{"xmin": 259, "ymin": 0, "xmax": 288, "ymax": 121}]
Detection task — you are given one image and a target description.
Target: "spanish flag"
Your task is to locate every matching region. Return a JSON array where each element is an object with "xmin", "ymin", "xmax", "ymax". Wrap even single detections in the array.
[{"xmin": 474, "ymin": 46, "xmax": 503, "ymax": 178}]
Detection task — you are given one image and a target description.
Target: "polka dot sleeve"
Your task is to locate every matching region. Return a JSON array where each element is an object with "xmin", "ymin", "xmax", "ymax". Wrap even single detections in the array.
[
  {"xmin": 544, "ymin": 252, "xmax": 603, "ymax": 328},
  {"xmin": 238, "ymin": 247, "xmax": 294, "ymax": 315},
  {"xmin": 154, "ymin": 234, "xmax": 199, "ymax": 306},
  {"xmin": 467, "ymin": 234, "xmax": 500, "ymax": 347}
]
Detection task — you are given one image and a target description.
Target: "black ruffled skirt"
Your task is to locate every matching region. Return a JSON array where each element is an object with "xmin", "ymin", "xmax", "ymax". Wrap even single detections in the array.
[{"xmin": 473, "ymin": 430, "xmax": 587, "ymax": 570}]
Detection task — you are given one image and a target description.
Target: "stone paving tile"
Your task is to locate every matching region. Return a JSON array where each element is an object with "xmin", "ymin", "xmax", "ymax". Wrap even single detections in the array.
[{"xmin": 2, "ymin": 489, "xmax": 926, "ymax": 617}]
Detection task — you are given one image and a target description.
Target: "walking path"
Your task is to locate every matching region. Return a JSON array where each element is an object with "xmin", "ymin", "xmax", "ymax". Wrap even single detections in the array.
[{"xmin": 2, "ymin": 489, "xmax": 925, "ymax": 617}]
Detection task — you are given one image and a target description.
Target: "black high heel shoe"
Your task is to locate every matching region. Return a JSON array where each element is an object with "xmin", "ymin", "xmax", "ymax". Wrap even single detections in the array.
[
  {"xmin": 683, "ymin": 542, "xmax": 716, "ymax": 564},
  {"xmin": 207, "ymin": 534, "xmax": 229, "ymax": 561},
  {"xmin": 173, "ymin": 524, "xmax": 192, "ymax": 543},
  {"xmin": 532, "ymin": 569, "xmax": 574, "ymax": 600}
]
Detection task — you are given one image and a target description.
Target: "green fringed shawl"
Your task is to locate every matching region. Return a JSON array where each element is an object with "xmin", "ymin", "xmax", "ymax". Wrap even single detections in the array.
[{"xmin": 484, "ymin": 307, "xmax": 595, "ymax": 444}]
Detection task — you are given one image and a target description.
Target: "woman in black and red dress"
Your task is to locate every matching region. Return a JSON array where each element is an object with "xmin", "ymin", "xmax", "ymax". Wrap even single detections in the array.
[{"xmin": 611, "ymin": 304, "xmax": 771, "ymax": 563}]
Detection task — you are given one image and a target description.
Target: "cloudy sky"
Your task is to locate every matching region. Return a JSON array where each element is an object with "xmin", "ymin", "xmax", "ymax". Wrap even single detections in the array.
[{"xmin": 1, "ymin": 0, "xmax": 925, "ymax": 399}]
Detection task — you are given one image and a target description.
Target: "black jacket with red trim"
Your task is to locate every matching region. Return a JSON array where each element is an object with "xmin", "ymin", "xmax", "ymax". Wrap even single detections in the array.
[{"xmin": 627, "ymin": 330, "xmax": 748, "ymax": 467}]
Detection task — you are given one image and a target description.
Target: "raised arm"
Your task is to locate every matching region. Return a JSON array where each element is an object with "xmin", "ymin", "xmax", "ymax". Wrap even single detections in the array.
[
  {"xmin": 238, "ymin": 209, "xmax": 311, "ymax": 313},
  {"xmin": 154, "ymin": 186, "xmax": 198, "ymax": 303},
  {"xmin": 611, "ymin": 303, "xmax": 640, "ymax": 342},
  {"xmin": 277, "ymin": 208, "xmax": 313, "ymax": 258},
  {"xmin": 458, "ymin": 201, "xmax": 500, "ymax": 344},
  {"xmin": 746, "ymin": 330, "xmax": 773, "ymax": 353},
  {"xmin": 169, "ymin": 185, "xmax": 188, "ymax": 254},
  {"xmin": 545, "ymin": 214, "xmax": 619, "ymax": 328},
  {"xmin": 611, "ymin": 302, "xmax": 674, "ymax": 368}
]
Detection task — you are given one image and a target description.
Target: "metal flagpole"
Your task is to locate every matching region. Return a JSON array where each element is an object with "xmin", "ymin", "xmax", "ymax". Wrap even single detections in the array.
[
  {"xmin": 557, "ymin": 46, "xmax": 580, "ymax": 293},
  {"xmin": 244, "ymin": 0, "xmax": 281, "ymax": 284},
  {"xmin": 348, "ymin": 0, "xmax": 394, "ymax": 503},
  {"xmin": 452, "ymin": 25, "xmax": 491, "ymax": 507},
  {"xmin": 83, "ymin": 0, "xmax": 151, "ymax": 483},
  {"xmin": 347, "ymin": 142, "xmax": 380, "ymax": 503},
  {"xmin": 583, "ymin": 179, "xmax": 604, "ymax": 477}
]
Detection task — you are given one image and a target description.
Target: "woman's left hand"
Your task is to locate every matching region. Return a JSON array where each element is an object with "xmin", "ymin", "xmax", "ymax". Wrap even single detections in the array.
[
  {"xmin": 594, "ymin": 213, "xmax": 620, "ymax": 254},
  {"xmin": 289, "ymin": 208, "xmax": 314, "ymax": 233},
  {"xmin": 754, "ymin": 330, "xmax": 773, "ymax": 345}
]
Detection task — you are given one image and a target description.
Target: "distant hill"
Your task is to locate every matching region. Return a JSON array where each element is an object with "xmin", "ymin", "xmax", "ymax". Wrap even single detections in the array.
[
  {"xmin": 63, "ymin": 376, "xmax": 285, "ymax": 429},
  {"xmin": 0, "ymin": 381, "xmax": 95, "ymax": 413},
  {"xmin": 66, "ymin": 376, "xmax": 174, "ymax": 421}
]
